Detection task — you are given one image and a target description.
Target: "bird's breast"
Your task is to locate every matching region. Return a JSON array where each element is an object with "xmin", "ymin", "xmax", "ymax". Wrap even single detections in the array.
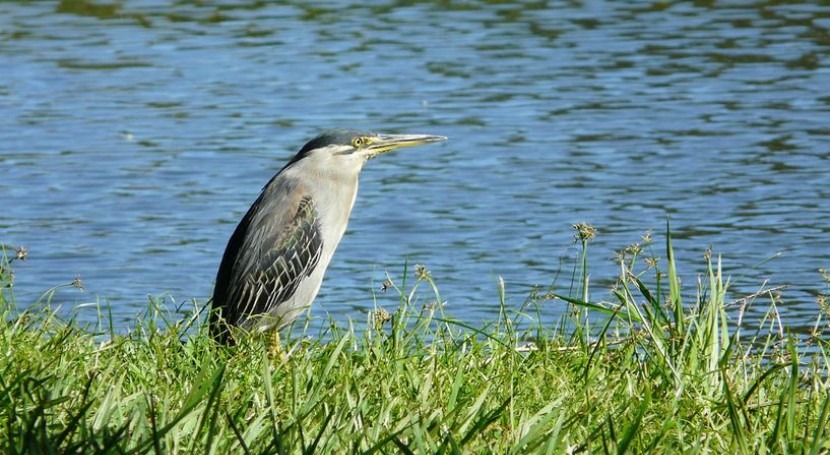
[{"xmin": 313, "ymin": 176, "xmax": 359, "ymax": 258}]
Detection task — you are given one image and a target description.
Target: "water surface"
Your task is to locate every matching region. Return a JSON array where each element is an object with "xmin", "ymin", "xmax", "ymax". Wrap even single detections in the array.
[{"xmin": 2, "ymin": 0, "xmax": 829, "ymax": 333}]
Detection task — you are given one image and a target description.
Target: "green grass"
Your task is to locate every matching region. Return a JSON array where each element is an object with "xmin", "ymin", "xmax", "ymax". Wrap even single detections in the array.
[{"xmin": 1, "ymin": 225, "xmax": 829, "ymax": 454}]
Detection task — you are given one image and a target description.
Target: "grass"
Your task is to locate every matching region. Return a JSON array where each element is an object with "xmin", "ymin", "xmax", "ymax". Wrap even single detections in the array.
[{"xmin": 1, "ymin": 224, "xmax": 829, "ymax": 454}]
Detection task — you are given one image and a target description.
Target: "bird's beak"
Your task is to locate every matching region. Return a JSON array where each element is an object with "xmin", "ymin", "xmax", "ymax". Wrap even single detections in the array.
[{"xmin": 365, "ymin": 133, "xmax": 448, "ymax": 159}]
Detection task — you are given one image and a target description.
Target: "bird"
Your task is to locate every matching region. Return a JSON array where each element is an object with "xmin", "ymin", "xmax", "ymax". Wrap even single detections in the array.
[{"xmin": 210, "ymin": 128, "xmax": 447, "ymax": 343}]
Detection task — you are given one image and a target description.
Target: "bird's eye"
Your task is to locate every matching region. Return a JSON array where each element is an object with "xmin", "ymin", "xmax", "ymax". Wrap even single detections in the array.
[{"xmin": 352, "ymin": 137, "xmax": 364, "ymax": 148}]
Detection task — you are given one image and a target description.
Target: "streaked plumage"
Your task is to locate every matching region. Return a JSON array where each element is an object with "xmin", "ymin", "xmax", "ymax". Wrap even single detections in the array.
[{"xmin": 210, "ymin": 129, "xmax": 447, "ymax": 343}]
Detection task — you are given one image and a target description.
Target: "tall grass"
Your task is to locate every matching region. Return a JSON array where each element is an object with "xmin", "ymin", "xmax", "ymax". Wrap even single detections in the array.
[{"xmin": 1, "ymin": 226, "xmax": 828, "ymax": 453}]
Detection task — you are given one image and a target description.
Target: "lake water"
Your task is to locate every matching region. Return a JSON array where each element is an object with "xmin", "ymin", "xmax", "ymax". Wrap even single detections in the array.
[{"xmin": 2, "ymin": 0, "xmax": 829, "ymax": 335}]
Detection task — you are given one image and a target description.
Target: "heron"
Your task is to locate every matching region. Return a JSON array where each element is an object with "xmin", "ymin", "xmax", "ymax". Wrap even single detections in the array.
[{"xmin": 210, "ymin": 129, "xmax": 447, "ymax": 343}]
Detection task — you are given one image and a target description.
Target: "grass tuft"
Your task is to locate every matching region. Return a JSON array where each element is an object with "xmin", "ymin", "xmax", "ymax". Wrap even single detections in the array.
[{"xmin": 1, "ymin": 226, "xmax": 829, "ymax": 453}]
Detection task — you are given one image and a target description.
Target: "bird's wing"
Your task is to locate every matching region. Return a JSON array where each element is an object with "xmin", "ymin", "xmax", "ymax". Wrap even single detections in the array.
[{"xmin": 211, "ymin": 182, "xmax": 323, "ymax": 332}]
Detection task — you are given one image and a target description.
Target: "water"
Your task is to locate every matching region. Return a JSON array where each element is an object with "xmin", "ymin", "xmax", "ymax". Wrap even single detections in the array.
[{"xmin": 1, "ymin": 0, "xmax": 828, "ymax": 334}]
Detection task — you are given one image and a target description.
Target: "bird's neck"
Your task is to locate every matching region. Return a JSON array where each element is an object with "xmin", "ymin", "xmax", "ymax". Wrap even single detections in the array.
[{"xmin": 302, "ymin": 166, "xmax": 360, "ymax": 245}]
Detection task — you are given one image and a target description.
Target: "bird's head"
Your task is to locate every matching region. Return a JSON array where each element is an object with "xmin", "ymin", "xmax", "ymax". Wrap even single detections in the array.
[{"xmin": 287, "ymin": 129, "xmax": 447, "ymax": 175}]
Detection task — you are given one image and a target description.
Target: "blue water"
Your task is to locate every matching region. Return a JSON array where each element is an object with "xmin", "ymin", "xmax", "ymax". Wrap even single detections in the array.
[{"xmin": 2, "ymin": 0, "xmax": 829, "ymax": 333}]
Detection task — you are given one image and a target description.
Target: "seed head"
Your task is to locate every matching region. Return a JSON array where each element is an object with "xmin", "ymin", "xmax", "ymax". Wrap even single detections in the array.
[
  {"xmin": 414, "ymin": 264, "xmax": 431, "ymax": 281},
  {"xmin": 573, "ymin": 222, "xmax": 596, "ymax": 242}
]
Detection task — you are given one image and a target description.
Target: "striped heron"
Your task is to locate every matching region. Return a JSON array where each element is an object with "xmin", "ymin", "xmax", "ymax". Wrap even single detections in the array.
[{"xmin": 210, "ymin": 129, "xmax": 447, "ymax": 343}]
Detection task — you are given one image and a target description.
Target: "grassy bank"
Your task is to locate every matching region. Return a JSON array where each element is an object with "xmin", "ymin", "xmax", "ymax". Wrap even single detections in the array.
[{"xmin": 1, "ymin": 227, "xmax": 829, "ymax": 453}]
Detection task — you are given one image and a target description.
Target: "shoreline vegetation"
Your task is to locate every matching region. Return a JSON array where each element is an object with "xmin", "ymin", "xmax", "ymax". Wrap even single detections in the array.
[{"xmin": 1, "ymin": 225, "xmax": 829, "ymax": 453}]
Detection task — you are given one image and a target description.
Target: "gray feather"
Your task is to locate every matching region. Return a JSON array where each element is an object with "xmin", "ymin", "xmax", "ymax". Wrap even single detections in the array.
[{"xmin": 210, "ymin": 179, "xmax": 322, "ymax": 340}]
